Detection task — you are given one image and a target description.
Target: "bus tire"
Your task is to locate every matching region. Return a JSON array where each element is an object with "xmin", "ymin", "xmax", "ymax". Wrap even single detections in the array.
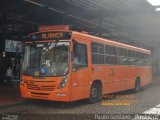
[
  {"xmin": 88, "ymin": 82, "xmax": 102, "ymax": 103},
  {"xmin": 134, "ymin": 78, "xmax": 141, "ymax": 92},
  {"xmin": 98, "ymin": 83, "xmax": 102, "ymax": 101}
]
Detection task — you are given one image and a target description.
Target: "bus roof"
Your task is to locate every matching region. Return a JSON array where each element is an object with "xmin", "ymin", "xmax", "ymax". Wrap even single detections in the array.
[{"xmin": 72, "ymin": 31, "xmax": 151, "ymax": 54}]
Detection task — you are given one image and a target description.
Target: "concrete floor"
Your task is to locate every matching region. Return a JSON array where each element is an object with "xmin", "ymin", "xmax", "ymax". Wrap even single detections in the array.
[{"xmin": 0, "ymin": 78, "xmax": 160, "ymax": 120}]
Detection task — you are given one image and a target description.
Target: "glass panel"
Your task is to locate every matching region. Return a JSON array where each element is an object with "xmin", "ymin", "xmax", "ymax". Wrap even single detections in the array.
[
  {"xmin": 92, "ymin": 54, "xmax": 99, "ymax": 64},
  {"xmin": 105, "ymin": 45, "xmax": 116, "ymax": 55},
  {"xmin": 118, "ymin": 48, "xmax": 127, "ymax": 57},
  {"xmin": 105, "ymin": 55, "xmax": 117, "ymax": 64},
  {"xmin": 91, "ymin": 42, "xmax": 98, "ymax": 53},
  {"xmin": 73, "ymin": 42, "xmax": 88, "ymax": 70},
  {"xmin": 22, "ymin": 42, "xmax": 70, "ymax": 76}
]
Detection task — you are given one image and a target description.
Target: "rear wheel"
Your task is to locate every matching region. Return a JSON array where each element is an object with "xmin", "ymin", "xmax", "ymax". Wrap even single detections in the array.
[
  {"xmin": 134, "ymin": 79, "xmax": 141, "ymax": 92},
  {"xmin": 88, "ymin": 82, "xmax": 102, "ymax": 103}
]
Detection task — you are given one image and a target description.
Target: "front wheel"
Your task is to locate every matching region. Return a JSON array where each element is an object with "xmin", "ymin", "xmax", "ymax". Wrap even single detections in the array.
[{"xmin": 88, "ymin": 83, "xmax": 101, "ymax": 103}]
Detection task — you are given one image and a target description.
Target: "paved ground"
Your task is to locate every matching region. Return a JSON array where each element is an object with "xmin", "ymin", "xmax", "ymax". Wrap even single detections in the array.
[
  {"xmin": 0, "ymin": 79, "xmax": 160, "ymax": 120},
  {"xmin": 0, "ymin": 82, "xmax": 25, "ymax": 106}
]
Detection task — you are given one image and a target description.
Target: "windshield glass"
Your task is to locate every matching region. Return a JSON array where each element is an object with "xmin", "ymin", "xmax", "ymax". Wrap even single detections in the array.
[{"xmin": 22, "ymin": 42, "xmax": 70, "ymax": 77}]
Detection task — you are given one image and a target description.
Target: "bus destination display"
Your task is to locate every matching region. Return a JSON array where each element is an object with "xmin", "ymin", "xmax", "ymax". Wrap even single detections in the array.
[{"xmin": 29, "ymin": 32, "xmax": 72, "ymax": 41}]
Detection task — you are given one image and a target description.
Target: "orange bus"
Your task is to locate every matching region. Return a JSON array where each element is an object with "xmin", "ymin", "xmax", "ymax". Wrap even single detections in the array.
[{"xmin": 20, "ymin": 25, "xmax": 152, "ymax": 103}]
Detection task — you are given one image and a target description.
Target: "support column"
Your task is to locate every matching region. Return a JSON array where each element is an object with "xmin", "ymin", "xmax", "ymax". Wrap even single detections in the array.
[{"xmin": 0, "ymin": 0, "xmax": 7, "ymax": 86}]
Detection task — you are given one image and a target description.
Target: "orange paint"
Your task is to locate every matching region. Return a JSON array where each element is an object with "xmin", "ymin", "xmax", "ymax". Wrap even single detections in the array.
[{"xmin": 20, "ymin": 30, "xmax": 152, "ymax": 102}]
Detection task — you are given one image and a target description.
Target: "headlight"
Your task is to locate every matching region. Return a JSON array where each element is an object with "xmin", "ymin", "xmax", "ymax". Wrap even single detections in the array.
[
  {"xmin": 59, "ymin": 75, "xmax": 68, "ymax": 89},
  {"xmin": 20, "ymin": 79, "xmax": 24, "ymax": 85}
]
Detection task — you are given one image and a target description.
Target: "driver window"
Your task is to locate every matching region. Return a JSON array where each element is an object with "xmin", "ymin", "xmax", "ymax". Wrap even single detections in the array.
[{"xmin": 73, "ymin": 42, "xmax": 88, "ymax": 71}]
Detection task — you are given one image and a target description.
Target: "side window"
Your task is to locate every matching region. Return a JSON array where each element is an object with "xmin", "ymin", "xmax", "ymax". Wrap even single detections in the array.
[
  {"xmin": 99, "ymin": 44, "xmax": 105, "ymax": 64},
  {"xmin": 148, "ymin": 54, "xmax": 152, "ymax": 66},
  {"xmin": 105, "ymin": 45, "xmax": 116, "ymax": 55},
  {"xmin": 91, "ymin": 42, "xmax": 98, "ymax": 53},
  {"xmin": 128, "ymin": 50, "xmax": 136, "ymax": 65},
  {"xmin": 135, "ymin": 52, "xmax": 149, "ymax": 66},
  {"xmin": 141, "ymin": 53, "xmax": 146, "ymax": 66},
  {"xmin": 91, "ymin": 42, "xmax": 104, "ymax": 64},
  {"xmin": 91, "ymin": 42, "xmax": 99, "ymax": 64},
  {"xmin": 73, "ymin": 42, "xmax": 88, "ymax": 70},
  {"xmin": 144, "ymin": 54, "xmax": 149, "ymax": 66},
  {"xmin": 136, "ymin": 52, "xmax": 143, "ymax": 66},
  {"xmin": 117, "ymin": 48, "xmax": 128, "ymax": 65},
  {"xmin": 105, "ymin": 45, "xmax": 117, "ymax": 65},
  {"xmin": 127, "ymin": 51, "xmax": 149, "ymax": 66}
]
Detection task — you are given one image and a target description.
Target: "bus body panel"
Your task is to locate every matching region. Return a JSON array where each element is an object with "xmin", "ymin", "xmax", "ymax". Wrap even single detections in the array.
[
  {"xmin": 20, "ymin": 48, "xmax": 74, "ymax": 102},
  {"xmin": 70, "ymin": 36, "xmax": 91, "ymax": 101},
  {"xmin": 71, "ymin": 32, "xmax": 152, "ymax": 97},
  {"xmin": 20, "ymin": 30, "xmax": 152, "ymax": 102}
]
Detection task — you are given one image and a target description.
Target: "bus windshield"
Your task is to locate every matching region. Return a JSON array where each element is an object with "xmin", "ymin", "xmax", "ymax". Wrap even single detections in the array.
[{"xmin": 22, "ymin": 41, "xmax": 70, "ymax": 77}]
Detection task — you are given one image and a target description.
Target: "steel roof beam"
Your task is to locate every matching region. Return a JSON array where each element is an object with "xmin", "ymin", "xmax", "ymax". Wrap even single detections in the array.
[{"xmin": 82, "ymin": 8, "xmax": 156, "ymax": 19}]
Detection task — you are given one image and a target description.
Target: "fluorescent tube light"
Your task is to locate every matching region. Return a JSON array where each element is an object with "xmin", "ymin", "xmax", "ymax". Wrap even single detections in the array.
[
  {"xmin": 156, "ymin": 8, "xmax": 160, "ymax": 11},
  {"xmin": 24, "ymin": 0, "xmax": 44, "ymax": 7},
  {"xmin": 147, "ymin": 0, "xmax": 160, "ymax": 6}
]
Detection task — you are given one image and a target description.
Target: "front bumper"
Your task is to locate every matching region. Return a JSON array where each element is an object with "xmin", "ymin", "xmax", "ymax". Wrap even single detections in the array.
[{"xmin": 20, "ymin": 84, "xmax": 71, "ymax": 102}]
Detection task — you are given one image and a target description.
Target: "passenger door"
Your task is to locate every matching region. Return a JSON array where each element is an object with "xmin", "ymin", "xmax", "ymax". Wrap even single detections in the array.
[{"xmin": 71, "ymin": 40, "xmax": 90, "ymax": 100}]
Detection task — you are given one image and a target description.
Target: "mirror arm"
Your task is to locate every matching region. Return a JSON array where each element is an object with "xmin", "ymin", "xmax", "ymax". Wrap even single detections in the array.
[{"xmin": 71, "ymin": 51, "xmax": 74, "ymax": 61}]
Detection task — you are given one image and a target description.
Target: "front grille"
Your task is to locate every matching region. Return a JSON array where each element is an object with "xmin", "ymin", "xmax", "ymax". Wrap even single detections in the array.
[
  {"xmin": 40, "ymin": 85, "xmax": 55, "ymax": 91},
  {"xmin": 25, "ymin": 80, "xmax": 55, "ymax": 91},
  {"xmin": 27, "ymin": 84, "xmax": 40, "ymax": 90}
]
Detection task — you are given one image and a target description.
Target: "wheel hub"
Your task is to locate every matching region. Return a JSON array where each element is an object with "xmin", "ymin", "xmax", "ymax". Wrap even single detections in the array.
[{"xmin": 91, "ymin": 87, "xmax": 97, "ymax": 98}]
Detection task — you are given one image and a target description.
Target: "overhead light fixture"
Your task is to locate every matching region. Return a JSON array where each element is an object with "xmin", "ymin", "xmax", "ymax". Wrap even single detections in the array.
[
  {"xmin": 24, "ymin": 0, "xmax": 44, "ymax": 7},
  {"xmin": 156, "ymin": 8, "xmax": 160, "ymax": 11},
  {"xmin": 48, "ymin": 7, "xmax": 64, "ymax": 14},
  {"xmin": 146, "ymin": 0, "xmax": 160, "ymax": 6}
]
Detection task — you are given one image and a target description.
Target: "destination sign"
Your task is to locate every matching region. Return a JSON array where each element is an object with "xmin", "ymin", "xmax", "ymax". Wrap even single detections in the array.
[{"xmin": 29, "ymin": 32, "xmax": 72, "ymax": 41}]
